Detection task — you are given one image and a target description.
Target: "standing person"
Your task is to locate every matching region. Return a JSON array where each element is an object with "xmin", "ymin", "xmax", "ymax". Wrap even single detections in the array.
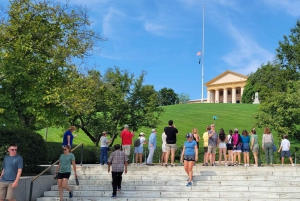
[
  {"xmin": 241, "ymin": 130, "xmax": 250, "ymax": 167},
  {"xmin": 146, "ymin": 129, "xmax": 157, "ymax": 166},
  {"xmin": 251, "ymin": 129, "xmax": 259, "ymax": 167},
  {"xmin": 164, "ymin": 120, "xmax": 179, "ymax": 167},
  {"xmin": 262, "ymin": 127, "xmax": 275, "ymax": 167},
  {"xmin": 100, "ymin": 131, "xmax": 112, "ymax": 165},
  {"xmin": 160, "ymin": 132, "xmax": 167, "ymax": 166},
  {"xmin": 232, "ymin": 128, "xmax": 242, "ymax": 166},
  {"xmin": 55, "ymin": 145, "xmax": 77, "ymax": 200},
  {"xmin": 202, "ymin": 126, "xmax": 210, "ymax": 166},
  {"xmin": 191, "ymin": 128, "xmax": 200, "ymax": 149},
  {"xmin": 120, "ymin": 124, "xmax": 134, "ymax": 164},
  {"xmin": 218, "ymin": 128, "xmax": 227, "ymax": 166},
  {"xmin": 180, "ymin": 133, "xmax": 198, "ymax": 187},
  {"xmin": 207, "ymin": 124, "xmax": 218, "ymax": 166},
  {"xmin": 108, "ymin": 144, "xmax": 128, "ymax": 199},
  {"xmin": 62, "ymin": 126, "xmax": 77, "ymax": 147},
  {"xmin": 134, "ymin": 132, "xmax": 146, "ymax": 165},
  {"xmin": 0, "ymin": 144, "xmax": 23, "ymax": 201},
  {"xmin": 278, "ymin": 134, "xmax": 295, "ymax": 167},
  {"xmin": 227, "ymin": 130, "xmax": 234, "ymax": 166}
]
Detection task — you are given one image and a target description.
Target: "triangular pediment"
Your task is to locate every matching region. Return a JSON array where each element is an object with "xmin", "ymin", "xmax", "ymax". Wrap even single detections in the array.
[{"xmin": 205, "ymin": 70, "xmax": 247, "ymax": 86}]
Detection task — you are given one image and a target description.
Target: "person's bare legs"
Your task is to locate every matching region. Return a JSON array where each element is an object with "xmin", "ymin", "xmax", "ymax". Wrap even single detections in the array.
[
  {"xmin": 233, "ymin": 152, "xmax": 236, "ymax": 165},
  {"xmin": 135, "ymin": 153, "xmax": 138, "ymax": 164},
  {"xmin": 246, "ymin": 153, "xmax": 250, "ymax": 165},
  {"xmin": 238, "ymin": 153, "xmax": 241, "ymax": 164},
  {"xmin": 203, "ymin": 152, "xmax": 207, "ymax": 165},
  {"xmin": 289, "ymin": 157, "xmax": 294, "ymax": 164},
  {"xmin": 243, "ymin": 152, "xmax": 247, "ymax": 165},
  {"xmin": 223, "ymin": 148, "xmax": 227, "ymax": 164},
  {"xmin": 161, "ymin": 152, "xmax": 166, "ymax": 165},
  {"xmin": 58, "ymin": 179, "xmax": 63, "ymax": 201},
  {"xmin": 253, "ymin": 152, "xmax": 258, "ymax": 166},
  {"xmin": 218, "ymin": 148, "xmax": 223, "ymax": 165},
  {"xmin": 187, "ymin": 161, "xmax": 194, "ymax": 182},
  {"xmin": 165, "ymin": 150, "xmax": 170, "ymax": 165},
  {"xmin": 170, "ymin": 149, "xmax": 175, "ymax": 164},
  {"xmin": 139, "ymin": 153, "xmax": 143, "ymax": 164}
]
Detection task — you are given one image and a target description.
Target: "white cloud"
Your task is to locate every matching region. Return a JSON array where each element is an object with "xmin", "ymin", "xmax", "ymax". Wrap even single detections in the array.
[
  {"xmin": 144, "ymin": 21, "xmax": 166, "ymax": 36},
  {"xmin": 102, "ymin": 7, "xmax": 124, "ymax": 37},
  {"xmin": 263, "ymin": 0, "xmax": 300, "ymax": 17},
  {"xmin": 221, "ymin": 23, "xmax": 274, "ymax": 74}
]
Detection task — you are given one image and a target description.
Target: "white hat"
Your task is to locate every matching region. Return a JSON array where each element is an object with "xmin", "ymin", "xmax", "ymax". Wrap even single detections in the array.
[
  {"xmin": 151, "ymin": 129, "xmax": 156, "ymax": 132},
  {"xmin": 139, "ymin": 132, "xmax": 145, "ymax": 136}
]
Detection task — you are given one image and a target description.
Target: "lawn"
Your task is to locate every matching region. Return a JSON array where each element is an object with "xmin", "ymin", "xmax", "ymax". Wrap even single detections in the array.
[{"xmin": 39, "ymin": 103, "xmax": 299, "ymax": 148}]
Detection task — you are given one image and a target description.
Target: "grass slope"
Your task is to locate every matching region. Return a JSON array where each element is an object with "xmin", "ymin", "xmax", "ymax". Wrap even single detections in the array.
[{"xmin": 39, "ymin": 103, "xmax": 294, "ymax": 147}]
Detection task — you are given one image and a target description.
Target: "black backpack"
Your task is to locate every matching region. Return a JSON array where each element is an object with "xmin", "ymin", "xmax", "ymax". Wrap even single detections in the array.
[{"xmin": 134, "ymin": 138, "xmax": 141, "ymax": 147}]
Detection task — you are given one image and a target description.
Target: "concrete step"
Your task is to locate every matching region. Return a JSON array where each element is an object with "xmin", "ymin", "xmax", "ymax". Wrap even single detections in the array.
[
  {"xmin": 42, "ymin": 190, "xmax": 300, "ymax": 199},
  {"xmin": 50, "ymin": 184, "xmax": 300, "ymax": 192}
]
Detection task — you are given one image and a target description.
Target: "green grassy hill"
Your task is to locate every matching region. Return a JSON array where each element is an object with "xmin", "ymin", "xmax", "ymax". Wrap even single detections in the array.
[{"xmin": 39, "ymin": 103, "xmax": 296, "ymax": 147}]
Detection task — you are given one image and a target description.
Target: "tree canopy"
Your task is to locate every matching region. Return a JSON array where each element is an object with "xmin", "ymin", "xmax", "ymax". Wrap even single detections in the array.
[{"xmin": 158, "ymin": 87, "xmax": 179, "ymax": 106}]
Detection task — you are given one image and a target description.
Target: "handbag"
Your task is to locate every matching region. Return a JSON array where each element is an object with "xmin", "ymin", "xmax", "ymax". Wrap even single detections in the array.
[{"xmin": 273, "ymin": 144, "xmax": 277, "ymax": 152}]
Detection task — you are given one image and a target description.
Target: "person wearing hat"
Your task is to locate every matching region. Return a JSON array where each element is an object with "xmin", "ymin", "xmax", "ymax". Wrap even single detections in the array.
[
  {"xmin": 146, "ymin": 129, "xmax": 157, "ymax": 166},
  {"xmin": 232, "ymin": 128, "xmax": 242, "ymax": 166},
  {"xmin": 120, "ymin": 124, "xmax": 134, "ymax": 163},
  {"xmin": 62, "ymin": 126, "xmax": 77, "ymax": 147},
  {"xmin": 134, "ymin": 132, "xmax": 147, "ymax": 165},
  {"xmin": 180, "ymin": 133, "xmax": 198, "ymax": 187}
]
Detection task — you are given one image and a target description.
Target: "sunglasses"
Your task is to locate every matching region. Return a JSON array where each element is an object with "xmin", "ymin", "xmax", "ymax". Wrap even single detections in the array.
[
  {"xmin": 63, "ymin": 149, "xmax": 67, "ymax": 151},
  {"xmin": 10, "ymin": 149, "xmax": 17, "ymax": 151}
]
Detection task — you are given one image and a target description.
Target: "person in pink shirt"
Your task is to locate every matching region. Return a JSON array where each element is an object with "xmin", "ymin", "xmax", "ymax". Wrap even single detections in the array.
[{"xmin": 120, "ymin": 124, "xmax": 134, "ymax": 163}]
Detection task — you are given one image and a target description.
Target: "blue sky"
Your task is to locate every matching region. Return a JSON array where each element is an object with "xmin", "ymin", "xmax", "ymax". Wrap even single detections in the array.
[{"xmin": 3, "ymin": 0, "xmax": 300, "ymax": 100}]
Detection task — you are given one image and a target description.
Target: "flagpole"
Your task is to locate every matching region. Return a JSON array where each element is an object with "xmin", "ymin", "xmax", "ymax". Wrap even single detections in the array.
[{"xmin": 201, "ymin": 5, "xmax": 205, "ymax": 102}]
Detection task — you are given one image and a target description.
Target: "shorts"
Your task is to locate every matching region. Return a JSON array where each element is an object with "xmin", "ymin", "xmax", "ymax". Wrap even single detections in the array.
[
  {"xmin": 122, "ymin": 145, "xmax": 131, "ymax": 155},
  {"xmin": 0, "ymin": 182, "xmax": 14, "ymax": 199},
  {"xmin": 203, "ymin": 147, "xmax": 208, "ymax": 153},
  {"xmin": 57, "ymin": 172, "xmax": 71, "ymax": 179},
  {"xmin": 242, "ymin": 143, "xmax": 250, "ymax": 152},
  {"xmin": 184, "ymin": 155, "xmax": 195, "ymax": 162},
  {"xmin": 233, "ymin": 144, "xmax": 242, "ymax": 153},
  {"xmin": 207, "ymin": 146, "xmax": 217, "ymax": 154},
  {"xmin": 281, "ymin": 151, "xmax": 291, "ymax": 157},
  {"xmin": 219, "ymin": 142, "xmax": 226, "ymax": 149},
  {"xmin": 134, "ymin": 146, "xmax": 143, "ymax": 154},
  {"xmin": 252, "ymin": 144, "xmax": 259, "ymax": 152},
  {"xmin": 227, "ymin": 144, "xmax": 233, "ymax": 151},
  {"xmin": 162, "ymin": 144, "xmax": 166, "ymax": 152},
  {"xmin": 165, "ymin": 144, "xmax": 177, "ymax": 152}
]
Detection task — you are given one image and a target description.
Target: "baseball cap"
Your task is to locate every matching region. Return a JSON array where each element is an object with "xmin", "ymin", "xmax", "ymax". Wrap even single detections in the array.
[
  {"xmin": 139, "ymin": 132, "xmax": 145, "ymax": 136},
  {"xmin": 186, "ymin": 133, "xmax": 193, "ymax": 138},
  {"xmin": 124, "ymin": 124, "xmax": 129, "ymax": 128},
  {"xmin": 151, "ymin": 129, "xmax": 156, "ymax": 132},
  {"xmin": 234, "ymin": 128, "xmax": 238, "ymax": 132}
]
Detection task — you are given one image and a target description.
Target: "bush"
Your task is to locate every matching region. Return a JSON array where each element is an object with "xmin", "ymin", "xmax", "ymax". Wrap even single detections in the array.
[{"xmin": 0, "ymin": 127, "xmax": 47, "ymax": 173}]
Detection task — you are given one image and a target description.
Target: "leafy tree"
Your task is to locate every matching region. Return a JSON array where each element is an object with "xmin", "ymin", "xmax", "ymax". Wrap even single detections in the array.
[
  {"xmin": 0, "ymin": 0, "xmax": 103, "ymax": 130},
  {"xmin": 71, "ymin": 67, "xmax": 164, "ymax": 145},
  {"xmin": 242, "ymin": 62, "xmax": 284, "ymax": 103},
  {"xmin": 178, "ymin": 93, "xmax": 190, "ymax": 104},
  {"xmin": 158, "ymin": 87, "xmax": 179, "ymax": 106},
  {"xmin": 254, "ymin": 81, "xmax": 300, "ymax": 139}
]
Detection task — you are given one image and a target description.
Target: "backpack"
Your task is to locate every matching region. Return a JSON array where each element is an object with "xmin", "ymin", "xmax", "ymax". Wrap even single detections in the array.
[{"xmin": 134, "ymin": 138, "xmax": 141, "ymax": 147}]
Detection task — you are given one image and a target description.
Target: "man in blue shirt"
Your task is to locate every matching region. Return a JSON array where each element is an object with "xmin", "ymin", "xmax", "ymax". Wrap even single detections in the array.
[
  {"xmin": 146, "ymin": 129, "xmax": 157, "ymax": 166},
  {"xmin": 0, "ymin": 144, "xmax": 23, "ymax": 201}
]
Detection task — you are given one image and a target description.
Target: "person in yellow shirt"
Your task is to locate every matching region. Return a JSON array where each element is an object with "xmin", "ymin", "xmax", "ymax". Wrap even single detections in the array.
[{"xmin": 202, "ymin": 125, "xmax": 210, "ymax": 166}]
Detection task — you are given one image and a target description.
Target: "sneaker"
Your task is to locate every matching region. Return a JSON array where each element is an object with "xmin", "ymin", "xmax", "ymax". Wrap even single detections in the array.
[
  {"xmin": 292, "ymin": 163, "xmax": 295, "ymax": 167},
  {"xmin": 164, "ymin": 163, "xmax": 168, "ymax": 167},
  {"xmin": 238, "ymin": 163, "xmax": 242, "ymax": 166},
  {"xmin": 186, "ymin": 182, "xmax": 192, "ymax": 187},
  {"xmin": 244, "ymin": 164, "xmax": 247, "ymax": 167},
  {"xmin": 225, "ymin": 163, "xmax": 228, "ymax": 166},
  {"xmin": 171, "ymin": 163, "xmax": 175, "ymax": 167},
  {"xmin": 282, "ymin": 164, "xmax": 284, "ymax": 167},
  {"xmin": 205, "ymin": 163, "xmax": 208, "ymax": 166},
  {"xmin": 111, "ymin": 195, "xmax": 117, "ymax": 199},
  {"xmin": 118, "ymin": 188, "xmax": 121, "ymax": 192},
  {"xmin": 69, "ymin": 191, "xmax": 73, "ymax": 198},
  {"xmin": 104, "ymin": 163, "xmax": 108, "ymax": 166},
  {"xmin": 253, "ymin": 164, "xmax": 258, "ymax": 167}
]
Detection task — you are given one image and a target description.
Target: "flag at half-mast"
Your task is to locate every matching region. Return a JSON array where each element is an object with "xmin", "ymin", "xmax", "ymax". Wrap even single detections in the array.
[{"xmin": 196, "ymin": 51, "xmax": 202, "ymax": 56}]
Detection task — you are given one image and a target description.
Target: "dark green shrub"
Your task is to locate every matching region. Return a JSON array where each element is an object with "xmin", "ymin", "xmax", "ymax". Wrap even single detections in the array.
[{"xmin": 0, "ymin": 127, "xmax": 47, "ymax": 173}]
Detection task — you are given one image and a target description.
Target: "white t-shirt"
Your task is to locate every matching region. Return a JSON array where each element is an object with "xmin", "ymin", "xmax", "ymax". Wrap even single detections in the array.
[
  {"xmin": 227, "ymin": 135, "xmax": 233, "ymax": 144},
  {"xmin": 162, "ymin": 132, "xmax": 167, "ymax": 145},
  {"xmin": 280, "ymin": 139, "xmax": 290, "ymax": 151},
  {"xmin": 100, "ymin": 136, "xmax": 109, "ymax": 147},
  {"xmin": 139, "ymin": 136, "xmax": 146, "ymax": 147}
]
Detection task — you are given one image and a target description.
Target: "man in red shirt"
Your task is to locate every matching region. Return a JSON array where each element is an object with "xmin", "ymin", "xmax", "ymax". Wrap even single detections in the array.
[{"xmin": 120, "ymin": 124, "xmax": 134, "ymax": 163}]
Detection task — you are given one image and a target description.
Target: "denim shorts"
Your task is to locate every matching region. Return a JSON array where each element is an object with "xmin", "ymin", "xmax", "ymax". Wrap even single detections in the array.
[
  {"xmin": 233, "ymin": 144, "xmax": 242, "ymax": 153},
  {"xmin": 184, "ymin": 155, "xmax": 195, "ymax": 162},
  {"xmin": 281, "ymin": 151, "xmax": 291, "ymax": 157},
  {"xmin": 242, "ymin": 143, "xmax": 250, "ymax": 152},
  {"xmin": 134, "ymin": 146, "xmax": 143, "ymax": 154}
]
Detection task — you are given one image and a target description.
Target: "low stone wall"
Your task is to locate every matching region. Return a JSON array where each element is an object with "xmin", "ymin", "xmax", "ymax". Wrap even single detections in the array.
[{"xmin": 14, "ymin": 174, "xmax": 56, "ymax": 201}]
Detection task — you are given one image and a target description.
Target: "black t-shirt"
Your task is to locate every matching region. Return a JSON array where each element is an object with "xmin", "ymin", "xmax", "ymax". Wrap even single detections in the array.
[{"xmin": 164, "ymin": 126, "xmax": 179, "ymax": 144}]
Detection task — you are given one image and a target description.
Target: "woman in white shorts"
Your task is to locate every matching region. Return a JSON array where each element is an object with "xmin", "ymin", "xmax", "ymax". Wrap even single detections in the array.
[
  {"xmin": 218, "ymin": 128, "xmax": 227, "ymax": 166},
  {"xmin": 161, "ymin": 132, "xmax": 167, "ymax": 166}
]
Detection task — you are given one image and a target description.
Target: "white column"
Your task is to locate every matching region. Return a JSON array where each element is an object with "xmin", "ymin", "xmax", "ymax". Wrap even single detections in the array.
[
  {"xmin": 207, "ymin": 91, "xmax": 211, "ymax": 103},
  {"xmin": 215, "ymin": 89, "xmax": 219, "ymax": 103},
  {"xmin": 211, "ymin": 91, "xmax": 215, "ymax": 103},
  {"xmin": 232, "ymin": 88, "xmax": 236, "ymax": 104},
  {"xmin": 241, "ymin": 87, "xmax": 244, "ymax": 103},
  {"xmin": 223, "ymin": 89, "xmax": 228, "ymax": 103}
]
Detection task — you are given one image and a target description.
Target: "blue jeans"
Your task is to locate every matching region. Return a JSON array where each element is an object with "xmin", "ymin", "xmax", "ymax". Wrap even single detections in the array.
[{"xmin": 100, "ymin": 147, "xmax": 108, "ymax": 165}]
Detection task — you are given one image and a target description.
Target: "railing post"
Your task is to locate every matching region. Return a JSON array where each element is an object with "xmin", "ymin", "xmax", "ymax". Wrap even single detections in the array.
[
  {"xmin": 80, "ymin": 143, "xmax": 84, "ymax": 166},
  {"xmin": 29, "ymin": 180, "xmax": 33, "ymax": 201}
]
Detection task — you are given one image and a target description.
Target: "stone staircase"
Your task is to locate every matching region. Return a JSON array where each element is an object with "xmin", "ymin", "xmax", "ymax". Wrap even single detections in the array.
[{"xmin": 36, "ymin": 164, "xmax": 300, "ymax": 201}]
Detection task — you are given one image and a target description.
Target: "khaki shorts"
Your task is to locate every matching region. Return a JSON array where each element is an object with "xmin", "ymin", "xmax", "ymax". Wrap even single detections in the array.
[
  {"xmin": 165, "ymin": 144, "xmax": 177, "ymax": 152},
  {"xmin": 207, "ymin": 146, "xmax": 217, "ymax": 154},
  {"xmin": 0, "ymin": 182, "xmax": 14, "ymax": 199},
  {"xmin": 122, "ymin": 145, "xmax": 131, "ymax": 156}
]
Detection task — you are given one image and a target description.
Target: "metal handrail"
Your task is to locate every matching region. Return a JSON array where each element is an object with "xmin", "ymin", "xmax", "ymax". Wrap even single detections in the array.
[{"xmin": 28, "ymin": 143, "xmax": 84, "ymax": 201}]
